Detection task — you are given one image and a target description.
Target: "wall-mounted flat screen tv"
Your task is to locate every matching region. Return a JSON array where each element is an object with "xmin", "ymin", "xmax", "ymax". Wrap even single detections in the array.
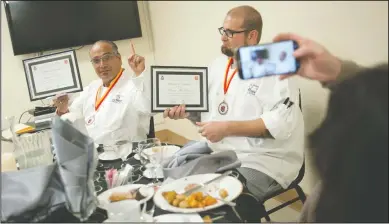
[{"xmin": 4, "ymin": 1, "xmax": 143, "ymax": 55}]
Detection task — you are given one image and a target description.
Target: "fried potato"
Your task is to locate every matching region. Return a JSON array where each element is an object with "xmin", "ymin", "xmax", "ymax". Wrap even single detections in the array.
[
  {"xmin": 178, "ymin": 200, "xmax": 189, "ymax": 208},
  {"xmin": 189, "ymin": 199, "xmax": 199, "ymax": 208},
  {"xmin": 185, "ymin": 194, "xmax": 196, "ymax": 202},
  {"xmin": 219, "ymin": 189, "xmax": 228, "ymax": 199},
  {"xmin": 172, "ymin": 198, "xmax": 180, "ymax": 207},
  {"xmin": 162, "ymin": 191, "xmax": 177, "ymax": 204},
  {"xmin": 195, "ymin": 192, "xmax": 204, "ymax": 200},
  {"xmin": 176, "ymin": 194, "xmax": 186, "ymax": 200},
  {"xmin": 203, "ymin": 195, "xmax": 217, "ymax": 206},
  {"xmin": 198, "ymin": 201, "xmax": 205, "ymax": 208}
]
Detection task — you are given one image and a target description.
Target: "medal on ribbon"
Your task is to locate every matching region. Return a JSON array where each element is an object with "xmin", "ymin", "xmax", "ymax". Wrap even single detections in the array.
[
  {"xmin": 218, "ymin": 58, "xmax": 237, "ymax": 115},
  {"xmin": 218, "ymin": 101, "xmax": 229, "ymax": 115}
]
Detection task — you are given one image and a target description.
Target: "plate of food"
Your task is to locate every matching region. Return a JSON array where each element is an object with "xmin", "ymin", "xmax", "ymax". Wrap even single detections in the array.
[
  {"xmin": 153, "ymin": 173, "xmax": 243, "ymax": 213},
  {"xmin": 97, "ymin": 184, "xmax": 154, "ymax": 209}
]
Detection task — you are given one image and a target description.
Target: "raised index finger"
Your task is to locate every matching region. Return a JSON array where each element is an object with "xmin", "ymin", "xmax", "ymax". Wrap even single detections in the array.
[{"xmin": 130, "ymin": 40, "xmax": 136, "ymax": 55}]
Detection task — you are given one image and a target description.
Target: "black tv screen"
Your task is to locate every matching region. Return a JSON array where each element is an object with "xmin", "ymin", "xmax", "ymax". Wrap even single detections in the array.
[{"xmin": 4, "ymin": 1, "xmax": 143, "ymax": 55}]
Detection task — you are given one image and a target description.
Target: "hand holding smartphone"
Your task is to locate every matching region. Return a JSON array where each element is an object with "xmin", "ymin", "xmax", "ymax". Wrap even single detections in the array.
[{"xmin": 236, "ymin": 40, "xmax": 300, "ymax": 80}]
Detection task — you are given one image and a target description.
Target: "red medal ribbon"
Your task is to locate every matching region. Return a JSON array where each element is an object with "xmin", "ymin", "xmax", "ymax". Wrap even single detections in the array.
[
  {"xmin": 95, "ymin": 68, "xmax": 124, "ymax": 111},
  {"xmin": 223, "ymin": 58, "xmax": 237, "ymax": 95}
]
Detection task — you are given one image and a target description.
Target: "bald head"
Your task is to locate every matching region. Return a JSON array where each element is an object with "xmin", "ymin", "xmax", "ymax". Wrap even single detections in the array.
[
  {"xmin": 89, "ymin": 40, "xmax": 120, "ymax": 57},
  {"xmin": 227, "ymin": 5, "xmax": 263, "ymax": 43}
]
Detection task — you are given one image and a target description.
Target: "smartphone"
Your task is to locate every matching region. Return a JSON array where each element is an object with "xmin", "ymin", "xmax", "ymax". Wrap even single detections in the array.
[{"xmin": 236, "ymin": 40, "xmax": 300, "ymax": 80}]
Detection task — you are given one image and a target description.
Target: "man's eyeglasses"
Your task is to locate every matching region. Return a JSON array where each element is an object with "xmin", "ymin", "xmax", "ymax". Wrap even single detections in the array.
[
  {"xmin": 218, "ymin": 27, "xmax": 249, "ymax": 38},
  {"xmin": 90, "ymin": 52, "xmax": 118, "ymax": 65}
]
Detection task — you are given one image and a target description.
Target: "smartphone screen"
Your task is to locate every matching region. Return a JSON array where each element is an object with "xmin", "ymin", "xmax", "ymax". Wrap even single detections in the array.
[{"xmin": 237, "ymin": 40, "xmax": 300, "ymax": 80}]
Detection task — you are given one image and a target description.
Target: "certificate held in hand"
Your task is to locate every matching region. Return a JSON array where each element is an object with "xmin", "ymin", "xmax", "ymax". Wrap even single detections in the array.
[{"xmin": 151, "ymin": 66, "xmax": 208, "ymax": 112}]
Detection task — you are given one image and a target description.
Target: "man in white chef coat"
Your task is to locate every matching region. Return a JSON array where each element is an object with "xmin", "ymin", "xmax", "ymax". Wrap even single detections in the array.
[
  {"xmin": 245, "ymin": 51, "xmax": 266, "ymax": 78},
  {"xmin": 164, "ymin": 6, "xmax": 304, "ymax": 203},
  {"xmin": 275, "ymin": 50, "xmax": 295, "ymax": 75},
  {"xmin": 246, "ymin": 49, "xmax": 277, "ymax": 78},
  {"xmin": 54, "ymin": 40, "xmax": 152, "ymax": 147}
]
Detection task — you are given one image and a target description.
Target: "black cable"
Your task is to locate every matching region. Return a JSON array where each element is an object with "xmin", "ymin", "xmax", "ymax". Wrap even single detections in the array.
[
  {"xmin": 18, "ymin": 110, "xmax": 30, "ymax": 124},
  {"xmin": 26, "ymin": 115, "xmax": 33, "ymax": 123}
]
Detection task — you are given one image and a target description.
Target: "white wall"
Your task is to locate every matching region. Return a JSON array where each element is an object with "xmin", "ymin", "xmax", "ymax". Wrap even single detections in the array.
[
  {"xmin": 147, "ymin": 1, "xmax": 388, "ymax": 194},
  {"xmin": 1, "ymin": 1, "xmax": 388, "ymax": 194}
]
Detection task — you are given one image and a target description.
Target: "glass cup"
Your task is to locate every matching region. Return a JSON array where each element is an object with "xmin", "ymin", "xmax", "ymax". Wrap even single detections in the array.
[
  {"xmin": 98, "ymin": 144, "xmax": 121, "ymax": 161},
  {"xmin": 138, "ymin": 138, "xmax": 160, "ymax": 166},
  {"xmin": 139, "ymin": 140, "xmax": 169, "ymax": 186},
  {"xmin": 127, "ymin": 136, "xmax": 145, "ymax": 161},
  {"xmin": 147, "ymin": 143, "xmax": 168, "ymax": 186},
  {"xmin": 138, "ymin": 138, "xmax": 162, "ymax": 182}
]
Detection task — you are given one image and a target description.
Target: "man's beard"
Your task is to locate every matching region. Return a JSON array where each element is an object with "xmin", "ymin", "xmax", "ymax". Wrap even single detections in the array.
[
  {"xmin": 221, "ymin": 46, "xmax": 234, "ymax": 57},
  {"xmin": 221, "ymin": 41, "xmax": 249, "ymax": 57}
]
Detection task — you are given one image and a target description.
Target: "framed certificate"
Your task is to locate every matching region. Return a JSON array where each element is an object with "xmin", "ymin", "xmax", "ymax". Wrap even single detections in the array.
[
  {"xmin": 22, "ymin": 50, "xmax": 83, "ymax": 101},
  {"xmin": 151, "ymin": 66, "xmax": 209, "ymax": 112}
]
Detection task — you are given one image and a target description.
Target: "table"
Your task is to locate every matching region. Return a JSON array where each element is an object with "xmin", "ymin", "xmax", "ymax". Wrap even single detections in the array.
[{"xmin": 91, "ymin": 151, "xmax": 267, "ymax": 223}]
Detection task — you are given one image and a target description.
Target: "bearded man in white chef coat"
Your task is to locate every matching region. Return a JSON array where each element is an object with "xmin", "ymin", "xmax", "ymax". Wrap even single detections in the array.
[
  {"xmin": 164, "ymin": 6, "xmax": 304, "ymax": 204},
  {"xmin": 54, "ymin": 40, "xmax": 152, "ymax": 147}
]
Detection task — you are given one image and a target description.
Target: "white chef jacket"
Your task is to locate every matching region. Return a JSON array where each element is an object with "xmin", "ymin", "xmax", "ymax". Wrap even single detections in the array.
[
  {"xmin": 68, "ymin": 68, "xmax": 152, "ymax": 145},
  {"xmin": 247, "ymin": 61, "xmax": 277, "ymax": 78},
  {"xmin": 201, "ymin": 56, "xmax": 305, "ymax": 188}
]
